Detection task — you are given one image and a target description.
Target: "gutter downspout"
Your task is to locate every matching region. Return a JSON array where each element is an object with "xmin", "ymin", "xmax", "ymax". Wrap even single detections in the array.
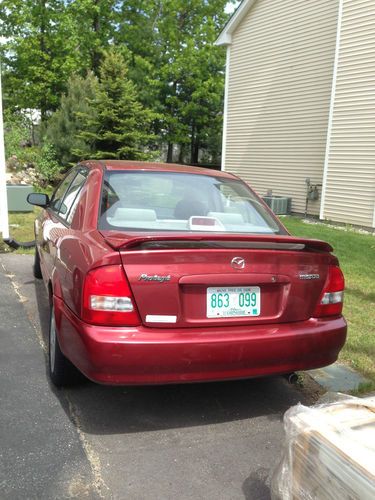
[
  {"xmin": 221, "ymin": 45, "xmax": 231, "ymax": 172},
  {"xmin": 320, "ymin": 0, "xmax": 344, "ymax": 220}
]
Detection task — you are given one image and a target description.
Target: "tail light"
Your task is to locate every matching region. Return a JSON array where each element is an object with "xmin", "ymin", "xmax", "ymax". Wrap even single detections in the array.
[
  {"xmin": 82, "ymin": 265, "xmax": 141, "ymax": 326},
  {"xmin": 313, "ymin": 265, "xmax": 345, "ymax": 318}
]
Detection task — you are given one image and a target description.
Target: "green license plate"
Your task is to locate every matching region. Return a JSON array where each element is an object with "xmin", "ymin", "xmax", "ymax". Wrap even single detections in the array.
[{"xmin": 206, "ymin": 287, "xmax": 261, "ymax": 318}]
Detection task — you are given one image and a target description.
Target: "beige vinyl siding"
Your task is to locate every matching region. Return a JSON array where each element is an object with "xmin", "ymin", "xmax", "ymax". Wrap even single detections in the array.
[
  {"xmin": 225, "ymin": 0, "xmax": 338, "ymax": 214},
  {"xmin": 323, "ymin": 0, "xmax": 375, "ymax": 228}
]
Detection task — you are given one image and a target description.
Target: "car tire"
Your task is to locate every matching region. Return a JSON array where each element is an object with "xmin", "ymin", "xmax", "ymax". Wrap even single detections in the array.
[
  {"xmin": 49, "ymin": 302, "xmax": 78, "ymax": 387},
  {"xmin": 33, "ymin": 247, "xmax": 43, "ymax": 279}
]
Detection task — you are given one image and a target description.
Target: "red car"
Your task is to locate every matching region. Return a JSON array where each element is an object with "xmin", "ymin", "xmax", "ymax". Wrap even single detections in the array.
[{"xmin": 28, "ymin": 160, "xmax": 346, "ymax": 387}]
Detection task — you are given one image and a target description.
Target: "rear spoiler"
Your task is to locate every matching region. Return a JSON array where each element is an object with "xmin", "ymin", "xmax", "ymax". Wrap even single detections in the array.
[{"xmin": 101, "ymin": 232, "xmax": 333, "ymax": 253}]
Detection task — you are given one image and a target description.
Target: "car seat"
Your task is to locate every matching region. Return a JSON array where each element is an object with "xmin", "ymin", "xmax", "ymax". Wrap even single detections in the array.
[{"xmin": 174, "ymin": 199, "xmax": 207, "ymax": 219}]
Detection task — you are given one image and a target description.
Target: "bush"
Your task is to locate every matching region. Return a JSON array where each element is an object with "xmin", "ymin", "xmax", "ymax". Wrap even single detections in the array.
[
  {"xmin": 34, "ymin": 144, "xmax": 62, "ymax": 186},
  {"xmin": 4, "ymin": 110, "xmax": 34, "ymax": 168}
]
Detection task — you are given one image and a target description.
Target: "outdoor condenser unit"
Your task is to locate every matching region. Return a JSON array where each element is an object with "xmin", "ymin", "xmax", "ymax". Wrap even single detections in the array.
[
  {"xmin": 6, "ymin": 185, "xmax": 34, "ymax": 212},
  {"xmin": 262, "ymin": 196, "xmax": 292, "ymax": 215}
]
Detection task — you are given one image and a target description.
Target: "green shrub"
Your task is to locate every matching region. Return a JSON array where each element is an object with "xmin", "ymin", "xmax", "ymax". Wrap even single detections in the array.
[
  {"xmin": 34, "ymin": 144, "xmax": 62, "ymax": 186},
  {"xmin": 4, "ymin": 110, "xmax": 34, "ymax": 167}
]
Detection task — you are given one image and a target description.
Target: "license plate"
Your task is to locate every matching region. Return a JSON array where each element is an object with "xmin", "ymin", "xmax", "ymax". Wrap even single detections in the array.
[{"xmin": 206, "ymin": 287, "xmax": 261, "ymax": 318}]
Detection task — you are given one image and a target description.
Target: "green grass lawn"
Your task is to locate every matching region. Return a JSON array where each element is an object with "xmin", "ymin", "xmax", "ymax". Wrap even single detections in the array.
[
  {"xmin": 283, "ymin": 216, "xmax": 375, "ymax": 391},
  {"xmin": 1, "ymin": 186, "xmax": 52, "ymax": 254},
  {"xmin": 0, "ymin": 209, "xmax": 40, "ymax": 254}
]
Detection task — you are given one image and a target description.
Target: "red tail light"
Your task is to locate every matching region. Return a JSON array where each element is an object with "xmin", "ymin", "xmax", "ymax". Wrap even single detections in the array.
[
  {"xmin": 82, "ymin": 265, "xmax": 141, "ymax": 326},
  {"xmin": 313, "ymin": 265, "xmax": 345, "ymax": 318}
]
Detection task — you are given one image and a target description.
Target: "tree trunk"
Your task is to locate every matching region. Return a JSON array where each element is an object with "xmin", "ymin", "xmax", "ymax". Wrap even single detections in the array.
[
  {"xmin": 167, "ymin": 142, "xmax": 174, "ymax": 163},
  {"xmin": 190, "ymin": 122, "xmax": 195, "ymax": 164},
  {"xmin": 190, "ymin": 123, "xmax": 200, "ymax": 165},
  {"xmin": 191, "ymin": 140, "xmax": 199, "ymax": 165},
  {"xmin": 92, "ymin": 0, "xmax": 101, "ymax": 74},
  {"xmin": 178, "ymin": 144, "xmax": 185, "ymax": 164}
]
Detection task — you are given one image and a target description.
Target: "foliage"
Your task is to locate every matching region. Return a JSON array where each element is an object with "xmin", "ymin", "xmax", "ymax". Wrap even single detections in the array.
[
  {"xmin": 4, "ymin": 111, "xmax": 61, "ymax": 185},
  {"xmin": 34, "ymin": 144, "xmax": 62, "ymax": 186},
  {"xmin": 115, "ymin": 0, "xmax": 231, "ymax": 164},
  {"xmin": 1, "ymin": 0, "xmax": 235, "ymax": 162},
  {"xmin": 44, "ymin": 72, "xmax": 99, "ymax": 166},
  {"xmin": 75, "ymin": 49, "xmax": 157, "ymax": 160},
  {"xmin": 65, "ymin": 0, "xmax": 117, "ymax": 74},
  {"xmin": 0, "ymin": 0, "xmax": 79, "ymax": 119},
  {"xmin": 3, "ymin": 110, "xmax": 44, "ymax": 176},
  {"xmin": 3, "ymin": 110, "xmax": 33, "ymax": 161}
]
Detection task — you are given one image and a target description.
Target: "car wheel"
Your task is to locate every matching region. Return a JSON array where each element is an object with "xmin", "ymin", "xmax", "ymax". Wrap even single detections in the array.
[
  {"xmin": 49, "ymin": 303, "xmax": 77, "ymax": 387},
  {"xmin": 33, "ymin": 247, "xmax": 43, "ymax": 279}
]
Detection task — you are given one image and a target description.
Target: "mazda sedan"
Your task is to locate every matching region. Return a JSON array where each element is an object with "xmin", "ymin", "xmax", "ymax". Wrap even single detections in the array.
[{"xmin": 28, "ymin": 160, "xmax": 347, "ymax": 387}]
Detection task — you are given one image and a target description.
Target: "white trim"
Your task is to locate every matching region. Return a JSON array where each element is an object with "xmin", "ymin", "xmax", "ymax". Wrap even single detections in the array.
[
  {"xmin": 320, "ymin": 0, "xmax": 344, "ymax": 221},
  {"xmin": 217, "ymin": 33, "xmax": 232, "ymax": 46},
  {"xmin": 372, "ymin": 200, "xmax": 375, "ymax": 229},
  {"xmin": 216, "ymin": 0, "xmax": 257, "ymax": 46},
  {"xmin": 221, "ymin": 45, "xmax": 231, "ymax": 172},
  {"xmin": 0, "ymin": 66, "xmax": 9, "ymax": 240}
]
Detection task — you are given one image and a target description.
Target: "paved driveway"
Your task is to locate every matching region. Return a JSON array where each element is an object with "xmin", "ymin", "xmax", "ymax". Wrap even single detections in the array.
[{"xmin": 0, "ymin": 254, "xmax": 321, "ymax": 499}]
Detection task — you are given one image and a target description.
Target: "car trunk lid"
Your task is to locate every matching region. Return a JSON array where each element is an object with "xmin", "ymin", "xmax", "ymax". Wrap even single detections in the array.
[{"xmin": 100, "ymin": 232, "xmax": 335, "ymax": 328}]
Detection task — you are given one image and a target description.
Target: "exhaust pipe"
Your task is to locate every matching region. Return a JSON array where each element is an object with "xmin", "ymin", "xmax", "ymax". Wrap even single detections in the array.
[{"xmin": 284, "ymin": 372, "xmax": 299, "ymax": 384}]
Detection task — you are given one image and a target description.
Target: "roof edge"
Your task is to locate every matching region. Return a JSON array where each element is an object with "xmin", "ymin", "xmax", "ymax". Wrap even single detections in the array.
[{"xmin": 216, "ymin": 0, "xmax": 257, "ymax": 46}]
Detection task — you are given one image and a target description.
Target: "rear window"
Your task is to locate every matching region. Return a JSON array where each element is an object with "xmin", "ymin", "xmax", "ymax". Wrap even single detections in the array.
[{"xmin": 99, "ymin": 171, "xmax": 283, "ymax": 234}]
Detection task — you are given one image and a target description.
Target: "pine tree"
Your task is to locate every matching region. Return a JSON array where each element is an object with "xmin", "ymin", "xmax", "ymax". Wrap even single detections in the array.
[
  {"xmin": 44, "ymin": 72, "xmax": 98, "ymax": 166},
  {"xmin": 76, "ymin": 49, "xmax": 157, "ymax": 160}
]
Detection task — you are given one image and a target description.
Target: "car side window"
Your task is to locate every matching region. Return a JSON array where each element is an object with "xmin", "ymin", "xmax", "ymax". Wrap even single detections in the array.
[
  {"xmin": 49, "ymin": 170, "xmax": 77, "ymax": 213},
  {"xmin": 58, "ymin": 169, "xmax": 88, "ymax": 224}
]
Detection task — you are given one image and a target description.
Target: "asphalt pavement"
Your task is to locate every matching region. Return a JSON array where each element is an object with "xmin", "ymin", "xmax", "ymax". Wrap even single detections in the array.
[
  {"xmin": 0, "ymin": 255, "xmax": 97, "ymax": 499},
  {"xmin": 0, "ymin": 254, "xmax": 322, "ymax": 499}
]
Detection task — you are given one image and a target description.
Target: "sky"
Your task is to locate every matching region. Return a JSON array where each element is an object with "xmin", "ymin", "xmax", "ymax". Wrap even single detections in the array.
[{"xmin": 225, "ymin": 1, "xmax": 240, "ymax": 14}]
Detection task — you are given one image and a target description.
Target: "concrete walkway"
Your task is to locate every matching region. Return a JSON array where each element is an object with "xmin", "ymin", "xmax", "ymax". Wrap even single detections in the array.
[{"xmin": 308, "ymin": 363, "xmax": 370, "ymax": 393}]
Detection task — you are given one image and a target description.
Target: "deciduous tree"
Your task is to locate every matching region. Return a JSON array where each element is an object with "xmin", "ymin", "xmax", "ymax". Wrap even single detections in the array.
[
  {"xmin": 115, "ymin": 0, "xmax": 233, "ymax": 163},
  {"xmin": 0, "ymin": 0, "xmax": 79, "ymax": 119}
]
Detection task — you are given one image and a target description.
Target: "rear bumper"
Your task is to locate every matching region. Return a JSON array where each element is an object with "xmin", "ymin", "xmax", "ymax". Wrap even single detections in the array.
[{"xmin": 54, "ymin": 296, "xmax": 347, "ymax": 385}]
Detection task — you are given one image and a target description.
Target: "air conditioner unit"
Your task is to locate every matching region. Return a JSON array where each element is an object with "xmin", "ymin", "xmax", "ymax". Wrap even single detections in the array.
[
  {"xmin": 7, "ymin": 184, "xmax": 34, "ymax": 212},
  {"xmin": 262, "ymin": 196, "xmax": 292, "ymax": 215}
]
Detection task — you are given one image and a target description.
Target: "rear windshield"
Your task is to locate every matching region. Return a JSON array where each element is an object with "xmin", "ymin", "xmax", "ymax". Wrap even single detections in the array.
[{"xmin": 99, "ymin": 171, "xmax": 283, "ymax": 234}]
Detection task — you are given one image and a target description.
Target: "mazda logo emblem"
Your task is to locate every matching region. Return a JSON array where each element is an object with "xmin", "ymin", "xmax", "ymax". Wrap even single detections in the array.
[{"xmin": 231, "ymin": 257, "xmax": 246, "ymax": 270}]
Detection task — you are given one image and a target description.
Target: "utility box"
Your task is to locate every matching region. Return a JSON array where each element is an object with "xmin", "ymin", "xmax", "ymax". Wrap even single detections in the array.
[
  {"xmin": 7, "ymin": 185, "xmax": 34, "ymax": 212},
  {"xmin": 262, "ymin": 195, "xmax": 292, "ymax": 215}
]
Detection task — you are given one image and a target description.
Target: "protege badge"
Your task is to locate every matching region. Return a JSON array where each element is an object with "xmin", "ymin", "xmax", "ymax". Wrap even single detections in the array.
[
  {"xmin": 299, "ymin": 274, "xmax": 320, "ymax": 280},
  {"xmin": 139, "ymin": 274, "xmax": 171, "ymax": 283}
]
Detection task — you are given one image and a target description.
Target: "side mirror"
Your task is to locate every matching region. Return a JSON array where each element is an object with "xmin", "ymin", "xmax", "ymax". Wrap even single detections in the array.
[{"xmin": 27, "ymin": 193, "xmax": 50, "ymax": 208}]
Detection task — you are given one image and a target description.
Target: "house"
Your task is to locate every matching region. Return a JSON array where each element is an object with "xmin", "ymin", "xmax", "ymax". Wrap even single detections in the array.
[{"xmin": 216, "ymin": 0, "xmax": 375, "ymax": 229}]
